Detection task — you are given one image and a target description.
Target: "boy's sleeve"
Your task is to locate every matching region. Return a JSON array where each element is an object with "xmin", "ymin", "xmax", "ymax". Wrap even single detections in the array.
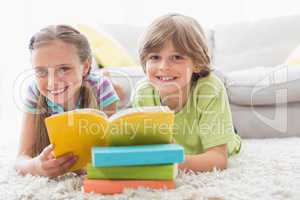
[
  {"xmin": 132, "ymin": 80, "xmax": 160, "ymax": 107},
  {"xmin": 98, "ymin": 77, "xmax": 119, "ymax": 109},
  {"xmin": 132, "ymin": 83, "xmax": 145, "ymax": 107},
  {"xmin": 198, "ymin": 86, "xmax": 235, "ymax": 151}
]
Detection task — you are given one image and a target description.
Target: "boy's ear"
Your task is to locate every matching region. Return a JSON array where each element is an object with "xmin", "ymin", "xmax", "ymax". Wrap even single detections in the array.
[
  {"xmin": 83, "ymin": 57, "xmax": 92, "ymax": 76},
  {"xmin": 192, "ymin": 65, "xmax": 201, "ymax": 73}
]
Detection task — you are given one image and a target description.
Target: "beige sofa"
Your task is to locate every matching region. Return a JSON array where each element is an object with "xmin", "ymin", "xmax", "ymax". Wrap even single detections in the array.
[{"xmin": 98, "ymin": 14, "xmax": 300, "ymax": 138}]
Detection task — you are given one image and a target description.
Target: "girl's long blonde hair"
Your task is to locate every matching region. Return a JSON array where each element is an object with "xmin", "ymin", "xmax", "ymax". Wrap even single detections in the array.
[{"xmin": 29, "ymin": 25, "xmax": 98, "ymax": 156}]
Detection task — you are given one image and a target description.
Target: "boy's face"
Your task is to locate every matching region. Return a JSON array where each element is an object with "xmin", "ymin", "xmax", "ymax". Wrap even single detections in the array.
[
  {"xmin": 145, "ymin": 41, "xmax": 198, "ymax": 97},
  {"xmin": 31, "ymin": 40, "xmax": 90, "ymax": 108}
]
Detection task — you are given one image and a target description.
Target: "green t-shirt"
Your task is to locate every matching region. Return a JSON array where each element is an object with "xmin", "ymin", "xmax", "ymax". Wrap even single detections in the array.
[{"xmin": 132, "ymin": 74, "xmax": 241, "ymax": 156}]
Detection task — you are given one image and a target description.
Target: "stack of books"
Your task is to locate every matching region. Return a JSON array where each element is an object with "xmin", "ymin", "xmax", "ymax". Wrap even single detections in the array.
[
  {"xmin": 83, "ymin": 144, "xmax": 184, "ymax": 194},
  {"xmin": 44, "ymin": 106, "xmax": 184, "ymax": 194}
]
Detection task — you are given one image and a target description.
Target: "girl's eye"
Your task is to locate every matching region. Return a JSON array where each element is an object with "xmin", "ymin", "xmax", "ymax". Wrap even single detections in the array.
[
  {"xmin": 34, "ymin": 68, "xmax": 48, "ymax": 78},
  {"xmin": 61, "ymin": 67, "xmax": 70, "ymax": 72},
  {"xmin": 57, "ymin": 67, "xmax": 71, "ymax": 75}
]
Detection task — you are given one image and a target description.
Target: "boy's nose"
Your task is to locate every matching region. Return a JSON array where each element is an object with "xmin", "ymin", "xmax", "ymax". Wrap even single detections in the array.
[{"xmin": 158, "ymin": 59, "xmax": 171, "ymax": 70}]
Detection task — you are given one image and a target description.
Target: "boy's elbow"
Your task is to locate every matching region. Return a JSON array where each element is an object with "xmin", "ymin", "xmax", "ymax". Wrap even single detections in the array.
[
  {"xmin": 213, "ymin": 144, "xmax": 228, "ymax": 170},
  {"xmin": 220, "ymin": 159, "xmax": 228, "ymax": 170},
  {"xmin": 217, "ymin": 155, "xmax": 228, "ymax": 170},
  {"xmin": 209, "ymin": 152, "xmax": 228, "ymax": 171}
]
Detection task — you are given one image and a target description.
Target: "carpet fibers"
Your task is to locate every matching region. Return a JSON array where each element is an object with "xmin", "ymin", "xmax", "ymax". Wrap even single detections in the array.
[{"xmin": 1, "ymin": 138, "xmax": 300, "ymax": 200}]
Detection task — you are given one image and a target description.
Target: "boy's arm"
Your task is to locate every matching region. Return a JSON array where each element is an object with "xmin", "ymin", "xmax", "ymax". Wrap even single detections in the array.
[{"xmin": 178, "ymin": 144, "xmax": 228, "ymax": 172}]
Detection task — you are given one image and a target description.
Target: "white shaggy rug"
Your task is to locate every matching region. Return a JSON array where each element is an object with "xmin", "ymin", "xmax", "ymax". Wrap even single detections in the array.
[{"xmin": 1, "ymin": 138, "xmax": 300, "ymax": 200}]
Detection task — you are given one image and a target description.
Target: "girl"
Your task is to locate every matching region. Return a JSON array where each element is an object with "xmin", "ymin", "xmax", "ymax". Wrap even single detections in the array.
[
  {"xmin": 133, "ymin": 14, "xmax": 241, "ymax": 172},
  {"xmin": 15, "ymin": 25, "xmax": 119, "ymax": 177}
]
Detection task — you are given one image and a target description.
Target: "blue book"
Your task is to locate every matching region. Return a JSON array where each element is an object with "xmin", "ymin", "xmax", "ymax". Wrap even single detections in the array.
[{"xmin": 92, "ymin": 144, "xmax": 185, "ymax": 167}]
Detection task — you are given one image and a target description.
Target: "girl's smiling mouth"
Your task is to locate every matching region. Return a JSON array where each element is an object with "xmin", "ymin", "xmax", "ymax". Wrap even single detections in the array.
[{"xmin": 47, "ymin": 86, "xmax": 69, "ymax": 95}]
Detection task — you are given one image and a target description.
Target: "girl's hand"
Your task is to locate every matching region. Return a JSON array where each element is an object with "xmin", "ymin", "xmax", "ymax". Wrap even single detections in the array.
[
  {"xmin": 33, "ymin": 144, "xmax": 78, "ymax": 178},
  {"xmin": 72, "ymin": 169, "xmax": 86, "ymax": 176}
]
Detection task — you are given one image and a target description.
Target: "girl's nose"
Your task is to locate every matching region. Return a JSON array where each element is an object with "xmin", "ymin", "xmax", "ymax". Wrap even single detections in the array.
[{"xmin": 47, "ymin": 69, "xmax": 59, "ymax": 87}]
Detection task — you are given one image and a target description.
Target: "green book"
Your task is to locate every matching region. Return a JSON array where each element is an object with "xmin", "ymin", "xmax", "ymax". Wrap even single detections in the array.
[{"xmin": 86, "ymin": 163, "xmax": 178, "ymax": 180}]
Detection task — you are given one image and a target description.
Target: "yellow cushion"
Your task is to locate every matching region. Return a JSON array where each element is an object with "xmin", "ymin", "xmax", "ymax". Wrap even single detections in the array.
[
  {"xmin": 286, "ymin": 45, "xmax": 300, "ymax": 65},
  {"xmin": 76, "ymin": 24, "xmax": 135, "ymax": 67}
]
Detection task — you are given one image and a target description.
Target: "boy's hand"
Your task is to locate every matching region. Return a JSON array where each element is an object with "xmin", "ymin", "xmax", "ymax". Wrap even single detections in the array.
[
  {"xmin": 33, "ymin": 144, "xmax": 78, "ymax": 178},
  {"xmin": 171, "ymin": 137, "xmax": 177, "ymax": 144}
]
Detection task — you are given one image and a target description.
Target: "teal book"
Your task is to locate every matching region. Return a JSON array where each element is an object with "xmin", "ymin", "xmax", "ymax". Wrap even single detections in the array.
[
  {"xmin": 92, "ymin": 144, "xmax": 184, "ymax": 167},
  {"xmin": 86, "ymin": 163, "xmax": 178, "ymax": 180}
]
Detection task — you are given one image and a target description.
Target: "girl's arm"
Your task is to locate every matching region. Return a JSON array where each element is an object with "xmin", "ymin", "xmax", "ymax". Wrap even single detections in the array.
[
  {"xmin": 15, "ymin": 113, "xmax": 77, "ymax": 177},
  {"xmin": 15, "ymin": 113, "xmax": 38, "ymax": 175},
  {"xmin": 99, "ymin": 68, "xmax": 126, "ymax": 108},
  {"xmin": 178, "ymin": 144, "xmax": 228, "ymax": 172}
]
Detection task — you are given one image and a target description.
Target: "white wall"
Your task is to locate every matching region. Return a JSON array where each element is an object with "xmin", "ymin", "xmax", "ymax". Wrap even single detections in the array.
[
  {"xmin": 0, "ymin": 1, "xmax": 27, "ymax": 142},
  {"xmin": 23, "ymin": 0, "xmax": 300, "ymax": 28},
  {"xmin": 0, "ymin": 0, "xmax": 300, "ymax": 140}
]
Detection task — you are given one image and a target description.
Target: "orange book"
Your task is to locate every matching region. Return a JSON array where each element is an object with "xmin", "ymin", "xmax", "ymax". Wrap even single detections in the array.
[{"xmin": 83, "ymin": 177, "xmax": 175, "ymax": 194}]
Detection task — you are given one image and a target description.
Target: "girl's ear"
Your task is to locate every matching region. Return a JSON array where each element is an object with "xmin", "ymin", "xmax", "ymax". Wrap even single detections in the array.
[{"xmin": 82, "ymin": 57, "xmax": 92, "ymax": 77}]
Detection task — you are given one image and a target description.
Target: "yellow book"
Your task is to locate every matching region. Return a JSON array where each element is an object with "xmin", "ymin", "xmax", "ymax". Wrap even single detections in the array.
[{"xmin": 44, "ymin": 106, "xmax": 174, "ymax": 172}]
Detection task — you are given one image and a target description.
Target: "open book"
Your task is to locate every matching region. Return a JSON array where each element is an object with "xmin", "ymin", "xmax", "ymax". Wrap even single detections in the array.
[{"xmin": 44, "ymin": 106, "xmax": 174, "ymax": 171}]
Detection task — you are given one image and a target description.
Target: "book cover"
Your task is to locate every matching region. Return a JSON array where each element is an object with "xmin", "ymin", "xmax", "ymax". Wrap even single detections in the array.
[
  {"xmin": 92, "ymin": 144, "xmax": 184, "ymax": 167},
  {"xmin": 86, "ymin": 163, "xmax": 178, "ymax": 180},
  {"xmin": 44, "ymin": 106, "xmax": 174, "ymax": 171},
  {"xmin": 83, "ymin": 178, "xmax": 175, "ymax": 194}
]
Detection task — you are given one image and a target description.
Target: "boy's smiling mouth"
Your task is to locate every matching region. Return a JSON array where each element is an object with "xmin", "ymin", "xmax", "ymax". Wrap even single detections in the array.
[{"xmin": 156, "ymin": 76, "xmax": 177, "ymax": 81}]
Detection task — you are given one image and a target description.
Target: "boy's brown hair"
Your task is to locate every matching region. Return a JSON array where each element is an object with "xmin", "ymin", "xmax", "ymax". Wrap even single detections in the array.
[{"xmin": 139, "ymin": 13, "xmax": 211, "ymax": 82}]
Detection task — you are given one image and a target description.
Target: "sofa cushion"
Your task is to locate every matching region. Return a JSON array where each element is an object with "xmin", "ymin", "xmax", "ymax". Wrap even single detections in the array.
[
  {"xmin": 212, "ymin": 15, "xmax": 300, "ymax": 72},
  {"xmin": 225, "ymin": 65, "xmax": 300, "ymax": 106},
  {"xmin": 97, "ymin": 24, "xmax": 145, "ymax": 62},
  {"xmin": 76, "ymin": 24, "xmax": 136, "ymax": 67}
]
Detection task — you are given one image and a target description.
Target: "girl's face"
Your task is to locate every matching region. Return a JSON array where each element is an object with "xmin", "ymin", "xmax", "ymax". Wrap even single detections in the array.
[
  {"xmin": 31, "ymin": 40, "xmax": 90, "ymax": 108},
  {"xmin": 145, "ymin": 41, "xmax": 199, "ymax": 97}
]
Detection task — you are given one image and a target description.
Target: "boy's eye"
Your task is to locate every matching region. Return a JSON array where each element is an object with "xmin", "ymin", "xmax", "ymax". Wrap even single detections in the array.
[
  {"xmin": 148, "ymin": 55, "xmax": 160, "ymax": 60},
  {"xmin": 172, "ymin": 55, "xmax": 184, "ymax": 60}
]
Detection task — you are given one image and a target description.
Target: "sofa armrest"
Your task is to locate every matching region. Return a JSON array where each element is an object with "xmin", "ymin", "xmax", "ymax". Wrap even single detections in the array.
[
  {"xmin": 104, "ymin": 66, "xmax": 146, "ymax": 108},
  {"xmin": 225, "ymin": 65, "xmax": 300, "ymax": 106}
]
